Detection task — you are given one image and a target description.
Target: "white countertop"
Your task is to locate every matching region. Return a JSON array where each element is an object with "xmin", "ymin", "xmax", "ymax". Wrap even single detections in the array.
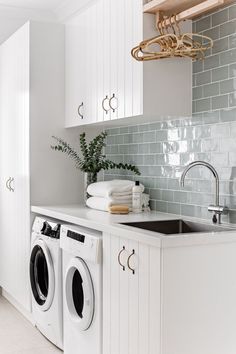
[{"xmin": 31, "ymin": 204, "xmax": 236, "ymax": 248}]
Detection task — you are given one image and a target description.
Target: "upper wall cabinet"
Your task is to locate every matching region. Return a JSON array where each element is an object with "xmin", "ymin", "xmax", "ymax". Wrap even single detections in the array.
[{"xmin": 65, "ymin": 0, "xmax": 192, "ymax": 127}]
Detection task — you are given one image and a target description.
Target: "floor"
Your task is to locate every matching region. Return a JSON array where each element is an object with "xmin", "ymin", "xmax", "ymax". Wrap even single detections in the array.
[{"xmin": 0, "ymin": 296, "xmax": 62, "ymax": 354}]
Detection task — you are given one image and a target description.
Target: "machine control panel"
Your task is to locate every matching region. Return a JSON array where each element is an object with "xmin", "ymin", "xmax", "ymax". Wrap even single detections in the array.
[
  {"xmin": 67, "ymin": 230, "xmax": 85, "ymax": 243},
  {"xmin": 32, "ymin": 217, "xmax": 61, "ymax": 239},
  {"xmin": 60, "ymin": 224, "xmax": 102, "ymax": 264}
]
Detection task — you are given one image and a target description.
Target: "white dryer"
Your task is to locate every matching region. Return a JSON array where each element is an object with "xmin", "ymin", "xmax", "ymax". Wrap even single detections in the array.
[
  {"xmin": 60, "ymin": 224, "xmax": 102, "ymax": 354},
  {"xmin": 30, "ymin": 217, "xmax": 63, "ymax": 350}
]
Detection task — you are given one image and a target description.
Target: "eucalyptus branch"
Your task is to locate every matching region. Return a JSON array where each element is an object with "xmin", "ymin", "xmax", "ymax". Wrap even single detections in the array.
[{"xmin": 51, "ymin": 132, "xmax": 140, "ymax": 176}]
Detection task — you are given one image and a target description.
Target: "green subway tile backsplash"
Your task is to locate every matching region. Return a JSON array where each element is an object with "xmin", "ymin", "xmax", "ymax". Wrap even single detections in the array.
[{"xmin": 104, "ymin": 3, "xmax": 236, "ymax": 223}]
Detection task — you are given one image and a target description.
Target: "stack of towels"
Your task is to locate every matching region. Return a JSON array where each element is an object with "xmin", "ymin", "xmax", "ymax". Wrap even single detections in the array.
[{"xmin": 86, "ymin": 179, "xmax": 147, "ymax": 212}]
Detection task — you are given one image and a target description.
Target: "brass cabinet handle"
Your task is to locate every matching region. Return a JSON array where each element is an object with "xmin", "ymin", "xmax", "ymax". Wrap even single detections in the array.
[
  {"xmin": 6, "ymin": 177, "xmax": 11, "ymax": 191},
  {"xmin": 109, "ymin": 93, "xmax": 118, "ymax": 113},
  {"xmin": 78, "ymin": 102, "xmax": 84, "ymax": 119},
  {"xmin": 102, "ymin": 95, "xmax": 110, "ymax": 114},
  {"xmin": 127, "ymin": 249, "xmax": 135, "ymax": 274},
  {"xmin": 118, "ymin": 246, "xmax": 126, "ymax": 271}
]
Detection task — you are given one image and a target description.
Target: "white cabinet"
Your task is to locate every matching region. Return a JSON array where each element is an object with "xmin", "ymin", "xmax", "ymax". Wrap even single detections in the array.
[
  {"xmin": 65, "ymin": 0, "xmax": 143, "ymax": 127},
  {"xmin": 103, "ymin": 232, "xmax": 161, "ymax": 354},
  {"xmin": 65, "ymin": 1, "xmax": 101, "ymax": 127},
  {"xmin": 104, "ymin": 232, "xmax": 236, "ymax": 354},
  {"xmin": 65, "ymin": 14, "xmax": 86, "ymax": 126},
  {"xmin": 65, "ymin": 0, "xmax": 191, "ymax": 127},
  {"xmin": 0, "ymin": 21, "xmax": 79, "ymax": 312},
  {"xmin": 0, "ymin": 23, "xmax": 30, "ymax": 311},
  {"xmin": 162, "ymin": 242, "xmax": 236, "ymax": 354}
]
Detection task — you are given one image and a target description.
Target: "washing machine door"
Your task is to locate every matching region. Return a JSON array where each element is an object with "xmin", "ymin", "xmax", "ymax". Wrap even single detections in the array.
[
  {"xmin": 30, "ymin": 238, "xmax": 55, "ymax": 311},
  {"xmin": 65, "ymin": 257, "xmax": 94, "ymax": 331}
]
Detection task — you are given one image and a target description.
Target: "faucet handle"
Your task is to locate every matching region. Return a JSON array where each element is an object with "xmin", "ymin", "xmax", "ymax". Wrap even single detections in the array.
[
  {"xmin": 212, "ymin": 214, "xmax": 218, "ymax": 224},
  {"xmin": 208, "ymin": 205, "xmax": 225, "ymax": 214},
  {"xmin": 208, "ymin": 205, "xmax": 228, "ymax": 224}
]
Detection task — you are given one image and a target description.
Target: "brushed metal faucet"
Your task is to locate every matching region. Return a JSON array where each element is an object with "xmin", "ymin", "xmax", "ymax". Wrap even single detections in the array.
[{"xmin": 180, "ymin": 161, "xmax": 228, "ymax": 224}]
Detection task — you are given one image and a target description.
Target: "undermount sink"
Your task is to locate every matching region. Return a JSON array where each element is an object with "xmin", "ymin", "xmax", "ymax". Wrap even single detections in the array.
[{"xmin": 122, "ymin": 219, "xmax": 234, "ymax": 235}]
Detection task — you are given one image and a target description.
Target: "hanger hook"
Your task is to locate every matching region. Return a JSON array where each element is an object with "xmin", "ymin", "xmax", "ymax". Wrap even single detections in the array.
[
  {"xmin": 174, "ymin": 14, "xmax": 181, "ymax": 36},
  {"xmin": 165, "ymin": 17, "xmax": 170, "ymax": 34},
  {"xmin": 170, "ymin": 15, "xmax": 175, "ymax": 35},
  {"xmin": 158, "ymin": 19, "xmax": 163, "ymax": 35}
]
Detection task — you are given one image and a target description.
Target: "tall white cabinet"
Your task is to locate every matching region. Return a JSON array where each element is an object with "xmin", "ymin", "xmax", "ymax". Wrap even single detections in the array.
[{"xmin": 0, "ymin": 22, "xmax": 80, "ymax": 312}]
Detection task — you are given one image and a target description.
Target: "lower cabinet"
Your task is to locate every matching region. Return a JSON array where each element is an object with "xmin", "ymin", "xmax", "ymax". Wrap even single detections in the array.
[
  {"xmin": 103, "ymin": 232, "xmax": 161, "ymax": 354},
  {"xmin": 103, "ymin": 232, "xmax": 236, "ymax": 354},
  {"xmin": 162, "ymin": 242, "xmax": 236, "ymax": 354}
]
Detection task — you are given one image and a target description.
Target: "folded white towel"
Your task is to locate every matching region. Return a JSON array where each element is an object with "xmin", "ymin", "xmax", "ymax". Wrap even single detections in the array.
[
  {"xmin": 87, "ymin": 179, "xmax": 144, "ymax": 198},
  {"xmin": 86, "ymin": 196, "xmax": 132, "ymax": 212}
]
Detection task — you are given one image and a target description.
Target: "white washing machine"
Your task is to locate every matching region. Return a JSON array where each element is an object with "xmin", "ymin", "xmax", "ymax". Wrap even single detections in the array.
[
  {"xmin": 60, "ymin": 224, "xmax": 102, "ymax": 354},
  {"xmin": 30, "ymin": 217, "xmax": 63, "ymax": 350}
]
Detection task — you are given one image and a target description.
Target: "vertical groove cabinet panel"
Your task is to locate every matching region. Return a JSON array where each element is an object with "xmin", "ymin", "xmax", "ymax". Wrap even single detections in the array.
[
  {"xmin": 124, "ymin": 0, "xmax": 134, "ymax": 118},
  {"xmin": 96, "ymin": 0, "xmax": 105, "ymax": 122},
  {"xmin": 65, "ymin": 14, "xmax": 86, "ymax": 127},
  {"xmin": 103, "ymin": 0, "xmax": 111, "ymax": 121},
  {"xmin": 132, "ymin": 0, "xmax": 143, "ymax": 117},
  {"xmin": 149, "ymin": 247, "xmax": 161, "ymax": 354},
  {"xmin": 119, "ymin": 237, "xmax": 129, "ymax": 354},
  {"xmin": 103, "ymin": 233, "xmax": 161, "ymax": 354},
  {"xmin": 128, "ymin": 239, "xmax": 139, "ymax": 354},
  {"xmin": 109, "ymin": 0, "xmax": 120, "ymax": 121},
  {"xmin": 116, "ymin": 0, "xmax": 125, "ymax": 120},
  {"xmin": 138, "ymin": 243, "xmax": 150, "ymax": 354},
  {"xmin": 85, "ymin": 3, "xmax": 98, "ymax": 125},
  {"xmin": 110, "ymin": 235, "xmax": 121, "ymax": 354}
]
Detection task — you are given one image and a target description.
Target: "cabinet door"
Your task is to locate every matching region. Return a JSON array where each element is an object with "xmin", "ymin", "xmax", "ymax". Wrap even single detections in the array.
[
  {"xmin": 162, "ymin": 243, "xmax": 236, "ymax": 354},
  {"xmin": 103, "ymin": 233, "xmax": 161, "ymax": 354},
  {"xmin": 103, "ymin": 0, "xmax": 143, "ymax": 121},
  {"xmin": 84, "ymin": 3, "xmax": 99, "ymax": 125},
  {"xmin": 96, "ymin": 0, "xmax": 105, "ymax": 122},
  {"xmin": 0, "ymin": 24, "xmax": 30, "ymax": 311},
  {"xmin": 65, "ymin": 11, "xmax": 86, "ymax": 127}
]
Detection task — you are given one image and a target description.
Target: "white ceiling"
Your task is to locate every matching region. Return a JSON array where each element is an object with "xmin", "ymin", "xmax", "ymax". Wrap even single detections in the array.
[{"xmin": 0, "ymin": 0, "xmax": 66, "ymax": 11}]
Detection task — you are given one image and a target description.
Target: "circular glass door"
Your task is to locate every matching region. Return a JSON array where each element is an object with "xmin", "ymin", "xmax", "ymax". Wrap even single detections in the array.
[
  {"xmin": 65, "ymin": 257, "xmax": 94, "ymax": 331},
  {"xmin": 30, "ymin": 239, "xmax": 55, "ymax": 311}
]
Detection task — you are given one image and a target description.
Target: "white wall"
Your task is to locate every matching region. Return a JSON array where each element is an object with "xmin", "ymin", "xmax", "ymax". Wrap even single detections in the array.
[{"xmin": 0, "ymin": 4, "xmax": 56, "ymax": 44}]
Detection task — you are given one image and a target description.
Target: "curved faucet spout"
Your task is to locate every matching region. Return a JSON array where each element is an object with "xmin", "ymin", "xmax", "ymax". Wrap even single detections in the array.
[
  {"xmin": 180, "ymin": 161, "xmax": 227, "ymax": 224},
  {"xmin": 180, "ymin": 161, "xmax": 219, "ymax": 206}
]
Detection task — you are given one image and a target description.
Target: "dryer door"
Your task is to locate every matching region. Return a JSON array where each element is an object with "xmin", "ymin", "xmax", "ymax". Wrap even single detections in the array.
[
  {"xmin": 30, "ymin": 239, "xmax": 55, "ymax": 311},
  {"xmin": 65, "ymin": 257, "xmax": 94, "ymax": 331}
]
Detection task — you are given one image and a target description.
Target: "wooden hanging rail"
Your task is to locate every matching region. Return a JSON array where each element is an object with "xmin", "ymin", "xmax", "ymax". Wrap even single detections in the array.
[{"xmin": 143, "ymin": 0, "xmax": 235, "ymax": 19}]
